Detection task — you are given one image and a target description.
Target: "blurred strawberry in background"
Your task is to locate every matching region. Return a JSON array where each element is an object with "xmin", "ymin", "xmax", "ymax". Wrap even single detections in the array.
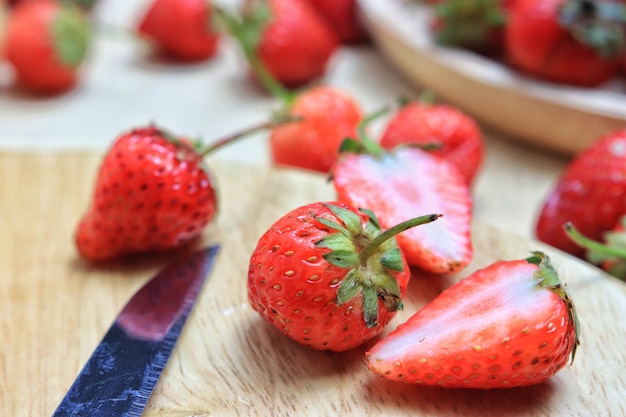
[
  {"xmin": 137, "ymin": 0, "xmax": 220, "ymax": 62},
  {"xmin": 505, "ymin": 0, "xmax": 626, "ymax": 86},
  {"xmin": 302, "ymin": 0, "xmax": 368, "ymax": 44},
  {"xmin": 4, "ymin": 0, "xmax": 91, "ymax": 94}
]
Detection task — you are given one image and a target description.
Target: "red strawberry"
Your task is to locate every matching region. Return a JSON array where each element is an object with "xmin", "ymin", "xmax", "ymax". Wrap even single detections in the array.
[
  {"xmin": 565, "ymin": 217, "xmax": 626, "ymax": 280},
  {"xmin": 535, "ymin": 129, "xmax": 626, "ymax": 258},
  {"xmin": 379, "ymin": 97, "xmax": 484, "ymax": 185},
  {"xmin": 4, "ymin": 0, "xmax": 90, "ymax": 94},
  {"xmin": 137, "ymin": 0, "xmax": 220, "ymax": 62},
  {"xmin": 332, "ymin": 125, "xmax": 473, "ymax": 274},
  {"xmin": 75, "ymin": 126, "xmax": 217, "ymax": 261},
  {"xmin": 366, "ymin": 252, "xmax": 579, "ymax": 388},
  {"xmin": 270, "ymin": 86, "xmax": 363, "ymax": 173},
  {"xmin": 302, "ymin": 0, "xmax": 368, "ymax": 44},
  {"xmin": 75, "ymin": 118, "xmax": 290, "ymax": 261},
  {"xmin": 429, "ymin": 0, "xmax": 512, "ymax": 56},
  {"xmin": 504, "ymin": 0, "xmax": 625, "ymax": 86},
  {"xmin": 248, "ymin": 201, "xmax": 440, "ymax": 351},
  {"xmin": 216, "ymin": 0, "xmax": 339, "ymax": 89}
]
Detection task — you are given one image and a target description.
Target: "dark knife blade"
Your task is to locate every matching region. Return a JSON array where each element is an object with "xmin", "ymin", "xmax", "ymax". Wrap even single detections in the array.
[{"xmin": 52, "ymin": 245, "xmax": 220, "ymax": 417}]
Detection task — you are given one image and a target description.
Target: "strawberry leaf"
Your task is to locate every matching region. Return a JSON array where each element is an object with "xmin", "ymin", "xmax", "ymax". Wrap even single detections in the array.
[
  {"xmin": 51, "ymin": 5, "xmax": 90, "ymax": 67},
  {"xmin": 327, "ymin": 204, "xmax": 363, "ymax": 236},
  {"xmin": 359, "ymin": 207, "xmax": 381, "ymax": 230},
  {"xmin": 380, "ymin": 248, "xmax": 404, "ymax": 272},
  {"xmin": 336, "ymin": 269, "xmax": 360, "ymax": 305},
  {"xmin": 322, "ymin": 250, "xmax": 358, "ymax": 268},
  {"xmin": 362, "ymin": 285, "xmax": 379, "ymax": 328}
]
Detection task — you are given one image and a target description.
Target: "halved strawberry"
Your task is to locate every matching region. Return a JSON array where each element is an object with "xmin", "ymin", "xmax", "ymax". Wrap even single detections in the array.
[
  {"xmin": 366, "ymin": 252, "xmax": 579, "ymax": 388},
  {"xmin": 332, "ymin": 117, "xmax": 473, "ymax": 274}
]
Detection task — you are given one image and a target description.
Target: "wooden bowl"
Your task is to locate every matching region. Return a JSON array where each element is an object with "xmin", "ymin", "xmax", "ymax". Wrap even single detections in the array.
[{"xmin": 357, "ymin": 0, "xmax": 626, "ymax": 155}]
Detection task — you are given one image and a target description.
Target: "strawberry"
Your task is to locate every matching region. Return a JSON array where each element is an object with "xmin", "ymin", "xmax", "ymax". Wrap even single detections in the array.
[
  {"xmin": 565, "ymin": 217, "xmax": 626, "ymax": 280},
  {"xmin": 270, "ymin": 86, "xmax": 363, "ymax": 173},
  {"xmin": 137, "ymin": 0, "xmax": 220, "ymax": 62},
  {"xmin": 76, "ymin": 118, "xmax": 292, "ymax": 261},
  {"xmin": 216, "ymin": 3, "xmax": 361, "ymax": 173},
  {"xmin": 302, "ymin": 0, "xmax": 368, "ymax": 44},
  {"xmin": 4, "ymin": 0, "xmax": 90, "ymax": 94},
  {"xmin": 215, "ymin": 0, "xmax": 338, "ymax": 89},
  {"xmin": 429, "ymin": 0, "xmax": 512, "ymax": 56},
  {"xmin": 332, "ymin": 117, "xmax": 473, "ymax": 274},
  {"xmin": 248, "ymin": 202, "xmax": 440, "ymax": 351},
  {"xmin": 366, "ymin": 252, "xmax": 580, "ymax": 388},
  {"xmin": 379, "ymin": 97, "xmax": 484, "ymax": 185},
  {"xmin": 535, "ymin": 129, "xmax": 626, "ymax": 258},
  {"xmin": 504, "ymin": 0, "xmax": 626, "ymax": 87}
]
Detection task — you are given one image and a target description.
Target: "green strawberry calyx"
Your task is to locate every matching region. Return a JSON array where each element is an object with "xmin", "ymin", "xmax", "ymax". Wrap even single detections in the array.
[
  {"xmin": 526, "ymin": 251, "xmax": 580, "ymax": 362},
  {"xmin": 558, "ymin": 0, "xmax": 626, "ymax": 58},
  {"xmin": 315, "ymin": 204, "xmax": 441, "ymax": 328},
  {"xmin": 433, "ymin": 0, "xmax": 507, "ymax": 52},
  {"xmin": 52, "ymin": 3, "xmax": 91, "ymax": 67}
]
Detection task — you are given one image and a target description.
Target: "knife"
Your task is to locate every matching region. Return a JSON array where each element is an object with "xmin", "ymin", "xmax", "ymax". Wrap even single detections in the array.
[{"xmin": 52, "ymin": 245, "xmax": 220, "ymax": 417}]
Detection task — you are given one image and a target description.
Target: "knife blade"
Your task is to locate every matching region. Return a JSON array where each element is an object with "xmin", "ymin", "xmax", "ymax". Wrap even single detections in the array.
[{"xmin": 52, "ymin": 245, "xmax": 220, "ymax": 417}]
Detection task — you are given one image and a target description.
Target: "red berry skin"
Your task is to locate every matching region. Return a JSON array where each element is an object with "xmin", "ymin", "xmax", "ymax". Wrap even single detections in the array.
[
  {"xmin": 247, "ymin": 202, "xmax": 411, "ymax": 352},
  {"xmin": 302, "ymin": 0, "xmax": 367, "ymax": 44},
  {"xmin": 255, "ymin": 0, "xmax": 339, "ymax": 88},
  {"xmin": 137, "ymin": 0, "xmax": 219, "ymax": 62},
  {"xmin": 380, "ymin": 101, "xmax": 484, "ymax": 185},
  {"xmin": 366, "ymin": 255, "xmax": 578, "ymax": 388},
  {"xmin": 75, "ymin": 126, "xmax": 217, "ymax": 261},
  {"xmin": 270, "ymin": 86, "xmax": 362, "ymax": 173},
  {"xmin": 535, "ymin": 129, "xmax": 626, "ymax": 258},
  {"xmin": 504, "ymin": 0, "xmax": 620, "ymax": 87},
  {"xmin": 4, "ymin": 0, "xmax": 89, "ymax": 94}
]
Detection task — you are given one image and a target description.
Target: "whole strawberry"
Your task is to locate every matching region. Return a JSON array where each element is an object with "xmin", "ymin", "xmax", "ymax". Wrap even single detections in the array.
[
  {"xmin": 76, "ymin": 126, "xmax": 217, "ymax": 261},
  {"xmin": 379, "ymin": 97, "xmax": 484, "ymax": 185},
  {"xmin": 302, "ymin": 0, "xmax": 368, "ymax": 44},
  {"xmin": 367, "ymin": 252, "xmax": 579, "ymax": 388},
  {"xmin": 137, "ymin": 0, "xmax": 220, "ymax": 62},
  {"xmin": 216, "ymin": 0, "xmax": 339, "ymax": 89},
  {"xmin": 248, "ymin": 202, "xmax": 440, "ymax": 351},
  {"xmin": 505, "ymin": 0, "xmax": 625, "ymax": 86},
  {"xmin": 76, "ymin": 118, "xmax": 296, "ymax": 261},
  {"xmin": 270, "ymin": 86, "xmax": 363, "ymax": 173},
  {"xmin": 333, "ymin": 121, "xmax": 473, "ymax": 274},
  {"xmin": 535, "ymin": 129, "xmax": 626, "ymax": 258},
  {"xmin": 4, "ymin": 0, "xmax": 90, "ymax": 94}
]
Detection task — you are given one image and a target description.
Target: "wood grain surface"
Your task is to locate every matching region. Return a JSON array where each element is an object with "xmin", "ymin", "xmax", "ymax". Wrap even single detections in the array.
[{"xmin": 1, "ymin": 152, "xmax": 625, "ymax": 416}]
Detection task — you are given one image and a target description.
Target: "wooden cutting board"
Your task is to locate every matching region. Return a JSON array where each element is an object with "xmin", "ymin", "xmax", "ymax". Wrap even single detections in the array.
[{"xmin": 2, "ymin": 152, "xmax": 625, "ymax": 416}]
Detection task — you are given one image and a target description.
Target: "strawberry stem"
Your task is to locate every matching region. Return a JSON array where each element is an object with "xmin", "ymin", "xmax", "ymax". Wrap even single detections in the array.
[
  {"xmin": 199, "ymin": 113, "xmax": 301, "ymax": 156},
  {"xmin": 564, "ymin": 222, "xmax": 626, "ymax": 258},
  {"xmin": 213, "ymin": 4, "xmax": 295, "ymax": 105},
  {"xmin": 358, "ymin": 214, "xmax": 442, "ymax": 264}
]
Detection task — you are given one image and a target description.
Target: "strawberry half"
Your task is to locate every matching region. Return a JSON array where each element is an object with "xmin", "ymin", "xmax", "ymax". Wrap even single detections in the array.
[
  {"xmin": 248, "ymin": 202, "xmax": 440, "ymax": 351},
  {"xmin": 332, "ymin": 117, "xmax": 473, "ymax": 274},
  {"xmin": 366, "ymin": 252, "xmax": 580, "ymax": 389}
]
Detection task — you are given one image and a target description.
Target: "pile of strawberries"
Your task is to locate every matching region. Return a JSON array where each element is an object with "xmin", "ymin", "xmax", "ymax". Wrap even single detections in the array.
[
  {"xmin": 0, "ymin": 0, "xmax": 365, "ymax": 94},
  {"xmin": 5, "ymin": 0, "xmax": 626, "ymax": 395},
  {"xmin": 425, "ymin": 0, "xmax": 626, "ymax": 87}
]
